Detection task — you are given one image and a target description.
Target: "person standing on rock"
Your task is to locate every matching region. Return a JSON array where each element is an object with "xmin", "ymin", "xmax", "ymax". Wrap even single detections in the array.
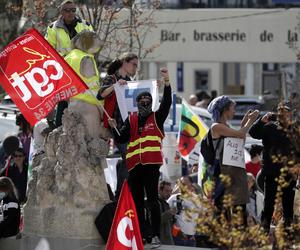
[
  {"xmin": 45, "ymin": 0, "xmax": 94, "ymax": 128},
  {"xmin": 65, "ymin": 30, "xmax": 109, "ymax": 139},
  {"xmin": 108, "ymin": 68, "xmax": 172, "ymax": 248}
]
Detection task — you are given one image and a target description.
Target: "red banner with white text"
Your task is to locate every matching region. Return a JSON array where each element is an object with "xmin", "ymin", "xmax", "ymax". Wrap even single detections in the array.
[{"xmin": 0, "ymin": 28, "xmax": 88, "ymax": 126}]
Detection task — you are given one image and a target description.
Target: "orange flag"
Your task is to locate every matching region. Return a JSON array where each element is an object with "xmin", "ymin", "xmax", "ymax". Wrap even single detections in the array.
[{"xmin": 106, "ymin": 180, "xmax": 144, "ymax": 250}]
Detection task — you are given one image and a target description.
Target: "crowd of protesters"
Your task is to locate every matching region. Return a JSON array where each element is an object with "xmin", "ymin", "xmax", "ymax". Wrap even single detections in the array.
[{"xmin": 0, "ymin": 0, "xmax": 299, "ymax": 248}]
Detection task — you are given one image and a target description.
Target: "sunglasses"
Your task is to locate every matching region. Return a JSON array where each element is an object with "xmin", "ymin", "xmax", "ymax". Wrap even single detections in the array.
[
  {"xmin": 63, "ymin": 8, "xmax": 76, "ymax": 13},
  {"xmin": 13, "ymin": 154, "xmax": 24, "ymax": 158}
]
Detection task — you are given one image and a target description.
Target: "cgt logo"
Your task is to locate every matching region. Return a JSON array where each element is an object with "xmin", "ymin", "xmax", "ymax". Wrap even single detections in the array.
[
  {"xmin": 116, "ymin": 210, "xmax": 138, "ymax": 250},
  {"xmin": 8, "ymin": 47, "xmax": 67, "ymax": 107}
]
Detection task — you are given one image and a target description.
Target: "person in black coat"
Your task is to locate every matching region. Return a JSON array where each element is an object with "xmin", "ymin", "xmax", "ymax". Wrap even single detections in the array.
[
  {"xmin": 249, "ymin": 102, "xmax": 297, "ymax": 233},
  {"xmin": 0, "ymin": 177, "xmax": 21, "ymax": 238},
  {"xmin": 0, "ymin": 148, "xmax": 28, "ymax": 204}
]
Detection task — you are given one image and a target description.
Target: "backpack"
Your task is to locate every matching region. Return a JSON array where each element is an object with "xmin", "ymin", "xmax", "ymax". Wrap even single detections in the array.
[
  {"xmin": 200, "ymin": 129, "xmax": 224, "ymax": 200},
  {"xmin": 94, "ymin": 201, "xmax": 117, "ymax": 243},
  {"xmin": 200, "ymin": 129, "xmax": 219, "ymax": 166}
]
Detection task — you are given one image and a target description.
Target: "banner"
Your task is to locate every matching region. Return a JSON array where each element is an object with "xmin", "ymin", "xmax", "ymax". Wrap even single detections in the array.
[
  {"xmin": 178, "ymin": 99, "xmax": 208, "ymax": 161},
  {"xmin": 0, "ymin": 28, "xmax": 88, "ymax": 126},
  {"xmin": 114, "ymin": 79, "xmax": 159, "ymax": 122},
  {"xmin": 106, "ymin": 181, "xmax": 143, "ymax": 250}
]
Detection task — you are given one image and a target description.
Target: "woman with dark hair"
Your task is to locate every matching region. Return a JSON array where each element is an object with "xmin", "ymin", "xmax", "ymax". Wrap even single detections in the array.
[
  {"xmin": 97, "ymin": 52, "xmax": 139, "ymax": 159},
  {"xmin": 15, "ymin": 114, "xmax": 32, "ymax": 160},
  {"xmin": 0, "ymin": 148, "xmax": 28, "ymax": 204},
  {"xmin": 0, "ymin": 176, "xmax": 21, "ymax": 238},
  {"xmin": 207, "ymin": 95, "xmax": 259, "ymax": 225}
]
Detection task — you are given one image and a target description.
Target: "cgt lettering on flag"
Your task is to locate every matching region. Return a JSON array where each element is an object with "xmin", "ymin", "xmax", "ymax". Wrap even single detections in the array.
[{"xmin": 0, "ymin": 28, "xmax": 87, "ymax": 126}]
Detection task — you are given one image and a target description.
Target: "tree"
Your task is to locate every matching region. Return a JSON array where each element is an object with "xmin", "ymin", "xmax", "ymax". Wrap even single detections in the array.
[
  {"xmin": 4, "ymin": 0, "xmax": 160, "ymax": 67},
  {"xmin": 76, "ymin": 0, "xmax": 160, "ymax": 71},
  {"xmin": 0, "ymin": 0, "xmax": 23, "ymax": 49}
]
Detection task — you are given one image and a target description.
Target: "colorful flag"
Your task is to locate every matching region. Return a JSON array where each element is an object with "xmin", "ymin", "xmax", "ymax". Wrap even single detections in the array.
[
  {"xmin": 178, "ymin": 99, "xmax": 208, "ymax": 161},
  {"xmin": 106, "ymin": 180, "xmax": 143, "ymax": 250},
  {"xmin": 0, "ymin": 28, "xmax": 88, "ymax": 126}
]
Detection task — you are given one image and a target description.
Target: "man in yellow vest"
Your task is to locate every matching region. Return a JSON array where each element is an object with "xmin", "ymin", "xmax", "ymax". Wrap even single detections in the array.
[
  {"xmin": 65, "ymin": 30, "xmax": 109, "ymax": 139},
  {"xmin": 45, "ymin": 0, "xmax": 93, "ymax": 127},
  {"xmin": 108, "ymin": 68, "xmax": 172, "ymax": 248}
]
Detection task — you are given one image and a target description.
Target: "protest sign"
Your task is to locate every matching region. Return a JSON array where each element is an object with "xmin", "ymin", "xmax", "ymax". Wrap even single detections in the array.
[{"xmin": 222, "ymin": 137, "xmax": 245, "ymax": 168}]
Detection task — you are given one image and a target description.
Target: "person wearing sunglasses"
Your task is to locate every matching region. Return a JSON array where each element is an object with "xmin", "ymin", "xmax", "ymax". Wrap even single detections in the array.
[
  {"xmin": 45, "ymin": 0, "xmax": 93, "ymax": 57},
  {"xmin": 0, "ymin": 148, "xmax": 28, "ymax": 204},
  {"xmin": 45, "ymin": 0, "xmax": 94, "ymax": 128}
]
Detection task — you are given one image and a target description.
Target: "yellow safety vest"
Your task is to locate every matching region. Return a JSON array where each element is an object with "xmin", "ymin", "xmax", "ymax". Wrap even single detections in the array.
[
  {"xmin": 45, "ymin": 18, "xmax": 93, "ymax": 57},
  {"xmin": 65, "ymin": 49, "xmax": 102, "ymax": 106}
]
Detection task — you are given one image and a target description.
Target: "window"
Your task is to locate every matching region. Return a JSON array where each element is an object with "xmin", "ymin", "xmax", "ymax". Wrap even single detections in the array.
[{"xmin": 195, "ymin": 70, "xmax": 209, "ymax": 91}]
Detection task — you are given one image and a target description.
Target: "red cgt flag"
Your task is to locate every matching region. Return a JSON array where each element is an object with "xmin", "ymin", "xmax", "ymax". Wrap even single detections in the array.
[
  {"xmin": 106, "ymin": 181, "xmax": 144, "ymax": 250},
  {"xmin": 0, "ymin": 28, "xmax": 88, "ymax": 126}
]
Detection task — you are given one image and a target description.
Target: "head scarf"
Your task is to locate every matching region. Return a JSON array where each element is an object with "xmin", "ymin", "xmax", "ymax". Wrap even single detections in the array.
[
  {"xmin": 207, "ymin": 95, "xmax": 233, "ymax": 122},
  {"xmin": 136, "ymin": 91, "xmax": 152, "ymax": 103},
  {"xmin": 136, "ymin": 91, "xmax": 152, "ymax": 117}
]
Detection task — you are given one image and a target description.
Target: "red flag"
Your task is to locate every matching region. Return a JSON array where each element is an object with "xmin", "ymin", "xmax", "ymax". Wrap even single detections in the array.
[
  {"xmin": 106, "ymin": 181, "xmax": 144, "ymax": 250},
  {"xmin": 0, "ymin": 28, "xmax": 88, "ymax": 126}
]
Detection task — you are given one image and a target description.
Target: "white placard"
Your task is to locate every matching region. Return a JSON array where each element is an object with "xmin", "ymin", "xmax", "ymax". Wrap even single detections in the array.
[
  {"xmin": 222, "ymin": 137, "xmax": 245, "ymax": 168},
  {"xmin": 114, "ymin": 79, "xmax": 159, "ymax": 122}
]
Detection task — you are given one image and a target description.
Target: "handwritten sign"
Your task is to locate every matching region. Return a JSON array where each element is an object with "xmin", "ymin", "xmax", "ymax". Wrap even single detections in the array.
[{"xmin": 222, "ymin": 137, "xmax": 245, "ymax": 168}]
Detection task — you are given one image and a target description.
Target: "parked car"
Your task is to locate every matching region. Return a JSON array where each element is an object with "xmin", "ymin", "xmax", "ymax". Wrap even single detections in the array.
[
  {"xmin": 0, "ymin": 105, "xmax": 19, "ymax": 144},
  {"xmin": 0, "ymin": 95, "xmax": 17, "ymax": 108}
]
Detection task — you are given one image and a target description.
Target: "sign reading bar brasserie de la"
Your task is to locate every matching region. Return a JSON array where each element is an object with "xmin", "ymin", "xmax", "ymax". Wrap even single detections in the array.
[{"xmin": 120, "ymin": 9, "xmax": 299, "ymax": 63}]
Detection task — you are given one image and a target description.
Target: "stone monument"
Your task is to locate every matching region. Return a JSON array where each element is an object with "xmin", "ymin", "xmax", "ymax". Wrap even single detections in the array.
[{"xmin": 6, "ymin": 109, "xmax": 110, "ymax": 250}]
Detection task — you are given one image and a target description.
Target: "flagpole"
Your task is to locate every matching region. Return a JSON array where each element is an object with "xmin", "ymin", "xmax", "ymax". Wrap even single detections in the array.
[
  {"xmin": 171, "ymin": 92, "xmax": 176, "ymax": 132},
  {"xmin": 86, "ymin": 89, "xmax": 121, "ymax": 136}
]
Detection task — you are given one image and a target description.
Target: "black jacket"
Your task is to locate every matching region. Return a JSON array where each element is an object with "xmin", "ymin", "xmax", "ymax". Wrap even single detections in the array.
[
  {"xmin": 0, "ymin": 164, "xmax": 28, "ymax": 204},
  {"xmin": 249, "ymin": 118, "xmax": 294, "ymax": 176},
  {"xmin": 0, "ymin": 196, "xmax": 20, "ymax": 238}
]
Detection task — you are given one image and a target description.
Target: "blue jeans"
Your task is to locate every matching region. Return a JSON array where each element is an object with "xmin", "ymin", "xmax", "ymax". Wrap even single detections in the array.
[{"xmin": 173, "ymin": 235, "xmax": 196, "ymax": 247}]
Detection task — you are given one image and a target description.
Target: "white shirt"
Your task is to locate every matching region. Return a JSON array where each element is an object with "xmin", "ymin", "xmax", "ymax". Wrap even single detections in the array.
[
  {"xmin": 167, "ymin": 193, "xmax": 198, "ymax": 235},
  {"xmin": 32, "ymin": 119, "xmax": 48, "ymax": 155}
]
